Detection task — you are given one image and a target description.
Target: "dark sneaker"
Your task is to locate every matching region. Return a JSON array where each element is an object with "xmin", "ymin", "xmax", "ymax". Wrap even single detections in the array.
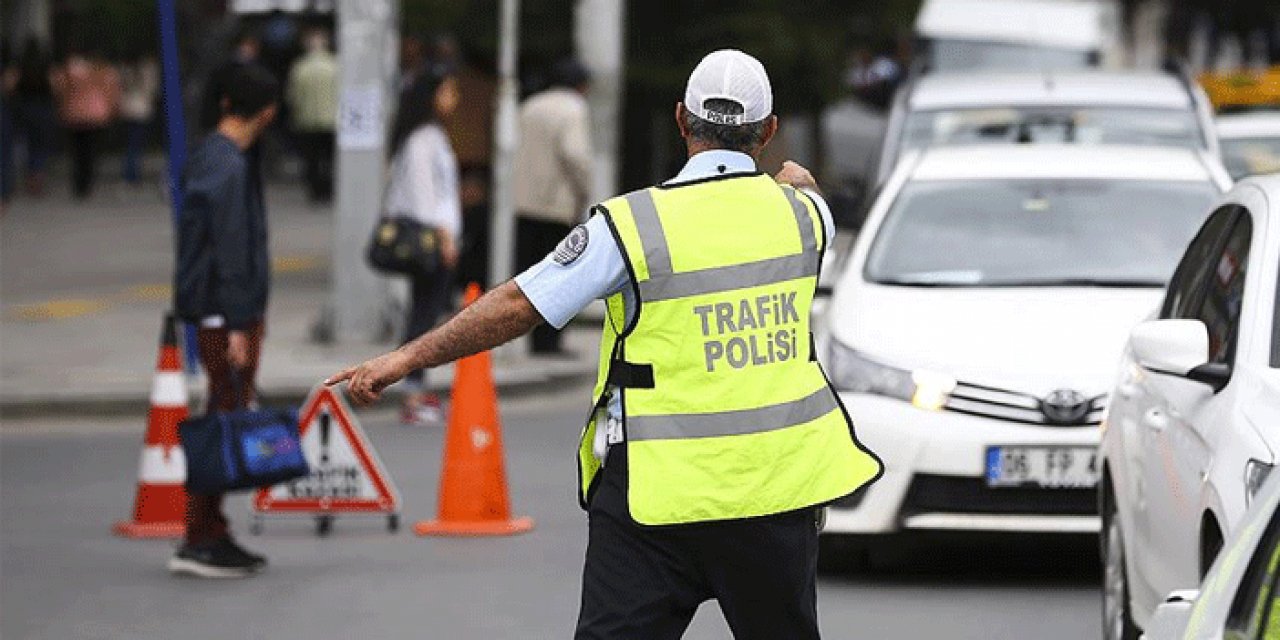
[
  {"xmin": 168, "ymin": 541, "xmax": 255, "ymax": 578},
  {"xmin": 220, "ymin": 537, "xmax": 267, "ymax": 571}
]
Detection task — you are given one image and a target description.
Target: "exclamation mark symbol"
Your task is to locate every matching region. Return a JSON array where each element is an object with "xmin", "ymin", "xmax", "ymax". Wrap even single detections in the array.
[{"xmin": 319, "ymin": 413, "xmax": 332, "ymax": 465}]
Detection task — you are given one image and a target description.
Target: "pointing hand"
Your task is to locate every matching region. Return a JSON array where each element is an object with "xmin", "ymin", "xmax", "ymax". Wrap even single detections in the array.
[{"xmin": 325, "ymin": 350, "xmax": 414, "ymax": 406}]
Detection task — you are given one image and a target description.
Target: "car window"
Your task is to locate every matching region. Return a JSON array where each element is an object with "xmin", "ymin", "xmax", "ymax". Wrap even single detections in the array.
[
  {"xmin": 1224, "ymin": 507, "xmax": 1280, "ymax": 640},
  {"xmin": 925, "ymin": 40, "xmax": 1092, "ymax": 72},
  {"xmin": 1220, "ymin": 136, "xmax": 1280, "ymax": 180},
  {"xmin": 864, "ymin": 179, "xmax": 1220, "ymax": 287},
  {"xmin": 902, "ymin": 107, "xmax": 1203, "ymax": 152},
  {"xmin": 1193, "ymin": 212, "xmax": 1252, "ymax": 365},
  {"xmin": 1162, "ymin": 207, "xmax": 1238, "ymax": 320}
]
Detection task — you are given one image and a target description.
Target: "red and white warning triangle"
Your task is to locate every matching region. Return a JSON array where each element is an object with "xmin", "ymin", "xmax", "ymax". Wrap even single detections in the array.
[{"xmin": 253, "ymin": 386, "xmax": 401, "ymax": 514}]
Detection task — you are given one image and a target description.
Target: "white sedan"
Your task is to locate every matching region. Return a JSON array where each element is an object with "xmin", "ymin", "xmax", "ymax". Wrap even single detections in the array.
[
  {"xmin": 1101, "ymin": 175, "xmax": 1280, "ymax": 640},
  {"xmin": 1141, "ymin": 471, "xmax": 1280, "ymax": 640},
  {"xmin": 818, "ymin": 143, "xmax": 1228, "ymax": 563}
]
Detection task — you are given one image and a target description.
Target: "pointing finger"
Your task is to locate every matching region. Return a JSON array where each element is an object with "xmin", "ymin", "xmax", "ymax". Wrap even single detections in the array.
[{"xmin": 324, "ymin": 367, "xmax": 357, "ymax": 386}]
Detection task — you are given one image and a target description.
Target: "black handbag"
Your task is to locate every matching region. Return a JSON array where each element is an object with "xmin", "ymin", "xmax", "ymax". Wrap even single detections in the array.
[{"xmin": 366, "ymin": 215, "xmax": 442, "ymax": 277}]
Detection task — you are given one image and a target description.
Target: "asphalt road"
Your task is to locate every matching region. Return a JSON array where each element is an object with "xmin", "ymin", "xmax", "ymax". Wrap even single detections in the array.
[{"xmin": 1, "ymin": 383, "xmax": 1101, "ymax": 639}]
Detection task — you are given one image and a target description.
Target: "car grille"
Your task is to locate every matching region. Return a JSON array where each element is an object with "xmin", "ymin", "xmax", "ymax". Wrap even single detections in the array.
[
  {"xmin": 903, "ymin": 474, "xmax": 1098, "ymax": 516},
  {"xmin": 944, "ymin": 381, "xmax": 1106, "ymax": 426}
]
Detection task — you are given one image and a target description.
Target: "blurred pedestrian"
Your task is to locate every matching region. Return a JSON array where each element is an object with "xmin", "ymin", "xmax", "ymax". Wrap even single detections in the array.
[
  {"xmin": 10, "ymin": 37, "xmax": 56, "ymax": 197},
  {"xmin": 200, "ymin": 29, "xmax": 262, "ymax": 133},
  {"xmin": 118, "ymin": 52, "xmax": 159, "ymax": 187},
  {"xmin": 2, "ymin": 41, "xmax": 16, "ymax": 209},
  {"xmin": 51, "ymin": 45, "xmax": 120, "ymax": 199},
  {"xmin": 327, "ymin": 49, "xmax": 882, "ymax": 639},
  {"xmin": 171, "ymin": 64, "xmax": 279, "ymax": 578},
  {"xmin": 286, "ymin": 28, "xmax": 338, "ymax": 203},
  {"xmin": 844, "ymin": 40, "xmax": 902, "ymax": 110},
  {"xmin": 398, "ymin": 33, "xmax": 427, "ymax": 93},
  {"xmin": 384, "ymin": 62, "xmax": 462, "ymax": 426},
  {"xmin": 512, "ymin": 58, "xmax": 593, "ymax": 356}
]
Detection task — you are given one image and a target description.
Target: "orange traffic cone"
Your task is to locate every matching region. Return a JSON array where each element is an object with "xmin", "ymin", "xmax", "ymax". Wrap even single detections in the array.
[
  {"xmin": 113, "ymin": 313, "xmax": 189, "ymax": 538},
  {"xmin": 415, "ymin": 284, "xmax": 534, "ymax": 537}
]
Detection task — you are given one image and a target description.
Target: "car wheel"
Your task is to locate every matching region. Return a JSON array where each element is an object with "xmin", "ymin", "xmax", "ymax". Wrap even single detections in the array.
[
  {"xmin": 818, "ymin": 534, "xmax": 870, "ymax": 573},
  {"xmin": 1103, "ymin": 494, "xmax": 1140, "ymax": 640}
]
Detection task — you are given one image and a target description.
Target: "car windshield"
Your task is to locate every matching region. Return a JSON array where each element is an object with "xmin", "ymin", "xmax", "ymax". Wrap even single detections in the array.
[
  {"xmin": 865, "ymin": 179, "xmax": 1220, "ymax": 287},
  {"xmin": 903, "ymin": 107, "xmax": 1203, "ymax": 152},
  {"xmin": 926, "ymin": 40, "xmax": 1092, "ymax": 72},
  {"xmin": 1221, "ymin": 136, "xmax": 1280, "ymax": 180}
]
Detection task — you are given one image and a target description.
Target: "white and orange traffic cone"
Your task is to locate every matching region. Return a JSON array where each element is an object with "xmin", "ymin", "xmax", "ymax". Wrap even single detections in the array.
[{"xmin": 113, "ymin": 313, "xmax": 190, "ymax": 538}]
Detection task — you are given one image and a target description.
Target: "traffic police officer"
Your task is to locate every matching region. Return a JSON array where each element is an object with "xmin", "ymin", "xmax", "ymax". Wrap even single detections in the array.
[{"xmin": 328, "ymin": 49, "xmax": 883, "ymax": 639}]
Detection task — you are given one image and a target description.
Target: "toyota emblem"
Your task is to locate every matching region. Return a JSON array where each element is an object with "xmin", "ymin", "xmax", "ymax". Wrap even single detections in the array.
[{"xmin": 1040, "ymin": 389, "xmax": 1090, "ymax": 424}]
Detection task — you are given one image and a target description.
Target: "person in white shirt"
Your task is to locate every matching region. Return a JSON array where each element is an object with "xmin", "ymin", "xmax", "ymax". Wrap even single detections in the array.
[{"xmin": 383, "ymin": 62, "xmax": 462, "ymax": 425}]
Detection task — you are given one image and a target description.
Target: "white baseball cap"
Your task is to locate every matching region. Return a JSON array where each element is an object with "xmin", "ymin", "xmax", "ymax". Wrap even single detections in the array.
[{"xmin": 683, "ymin": 49, "xmax": 773, "ymax": 126}]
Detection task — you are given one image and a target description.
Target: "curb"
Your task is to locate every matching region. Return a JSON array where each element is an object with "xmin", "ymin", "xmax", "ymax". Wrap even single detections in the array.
[{"xmin": 0, "ymin": 365, "xmax": 596, "ymax": 419}]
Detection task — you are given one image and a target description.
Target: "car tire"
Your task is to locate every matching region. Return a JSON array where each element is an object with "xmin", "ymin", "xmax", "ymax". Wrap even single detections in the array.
[
  {"xmin": 1103, "ymin": 490, "xmax": 1140, "ymax": 640},
  {"xmin": 818, "ymin": 534, "xmax": 870, "ymax": 573}
]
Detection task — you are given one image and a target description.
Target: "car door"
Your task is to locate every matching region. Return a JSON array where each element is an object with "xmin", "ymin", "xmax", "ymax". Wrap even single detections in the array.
[
  {"xmin": 1142, "ymin": 207, "xmax": 1254, "ymax": 601},
  {"xmin": 1127, "ymin": 207, "xmax": 1238, "ymax": 609}
]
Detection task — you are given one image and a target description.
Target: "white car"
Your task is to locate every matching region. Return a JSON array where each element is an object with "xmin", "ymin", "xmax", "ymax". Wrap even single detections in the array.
[
  {"xmin": 1141, "ymin": 471, "xmax": 1280, "ymax": 640},
  {"xmin": 1101, "ymin": 175, "xmax": 1280, "ymax": 640},
  {"xmin": 818, "ymin": 144, "xmax": 1228, "ymax": 561},
  {"xmin": 875, "ymin": 70, "xmax": 1219, "ymax": 185},
  {"xmin": 1218, "ymin": 111, "xmax": 1280, "ymax": 181},
  {"xmin": 914, "ymin": 0, "xmax": 1118, "ymax": 73}
]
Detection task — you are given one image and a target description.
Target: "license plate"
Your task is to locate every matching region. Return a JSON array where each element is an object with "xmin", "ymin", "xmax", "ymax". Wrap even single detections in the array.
[{"xmin": 985, "ymin": 446, "xmax": 1098, "ymax": 488}]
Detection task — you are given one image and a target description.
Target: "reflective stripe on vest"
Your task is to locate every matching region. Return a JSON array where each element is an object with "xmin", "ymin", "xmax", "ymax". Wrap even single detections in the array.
[{"xmin": 577, "ymin": 174, "xmax": 883, "ymax": 525}]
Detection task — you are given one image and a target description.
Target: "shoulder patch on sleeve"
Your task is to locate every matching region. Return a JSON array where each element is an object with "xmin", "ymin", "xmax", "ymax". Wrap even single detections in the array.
[{"xmin": 553, "ymin": 224, "xmax": 590, "ymax": 265}]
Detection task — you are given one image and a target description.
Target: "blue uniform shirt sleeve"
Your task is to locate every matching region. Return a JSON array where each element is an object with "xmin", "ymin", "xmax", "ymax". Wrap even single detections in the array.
[{"xmin": 514, "ymin": 214, "xmax": 629, "ymax": 329}]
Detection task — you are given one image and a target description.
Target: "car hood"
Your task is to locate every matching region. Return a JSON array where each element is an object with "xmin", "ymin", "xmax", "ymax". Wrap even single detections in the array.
[{"xmin": 827, "ymin": 282, "xmax": 1164, "ymax": 396}]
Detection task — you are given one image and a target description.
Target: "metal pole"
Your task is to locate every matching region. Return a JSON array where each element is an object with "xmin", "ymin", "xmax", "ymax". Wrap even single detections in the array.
[
  {"xmin": 574, "ymin": 0, "xmax": 624, "ymax": 200},
  {"xmin": 330, "ymin": 0, "xmax": 398, "ymax": 342},
  {"xmin": 487, "ymin": 0, "xmax": 521, "ymax": 288},
  {"xmin": 156, "ymin": 0, "xmax": 199, "ymax": 371}
]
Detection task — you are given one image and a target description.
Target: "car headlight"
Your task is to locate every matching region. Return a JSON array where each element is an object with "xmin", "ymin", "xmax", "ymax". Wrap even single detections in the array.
[
  {"xmin": 1245, "ymin": 459, "xmax": 1274, "ymax": 504},
  {"xmin": 825, "ymin": 340, "xmax": 956, "ymax": 411}
]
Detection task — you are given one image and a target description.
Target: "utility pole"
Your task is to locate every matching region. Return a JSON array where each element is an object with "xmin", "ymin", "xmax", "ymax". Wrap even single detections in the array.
[
  {"xmin": 487, "ymin": 0, "xmax": 521, "ymax": 289},
  {"xmin": 574, "ymin": 0, "xmax": 625, "ymax": 200},
  {"xmin": 330, "ymin": 0, "xmax": 398, "ymax": 342}
]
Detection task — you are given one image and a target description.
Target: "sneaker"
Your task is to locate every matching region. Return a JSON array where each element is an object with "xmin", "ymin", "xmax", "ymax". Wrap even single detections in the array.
[
  {"xmin": 220, "ymin": 538, "xmax": 267, "ymax": 571},
  {"xmin": 168, "ymin": 541, "xmax": 256, "ymax": 578},
  {"xmin": 401, "ymin": 393, "xmax": 444, "ymax": 426}
]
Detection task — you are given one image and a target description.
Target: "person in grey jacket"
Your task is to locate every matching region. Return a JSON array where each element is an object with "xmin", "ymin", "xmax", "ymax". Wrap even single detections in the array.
[{"xmin": 171, "ymin": 64, "xmax": 278, "ymax": 579}]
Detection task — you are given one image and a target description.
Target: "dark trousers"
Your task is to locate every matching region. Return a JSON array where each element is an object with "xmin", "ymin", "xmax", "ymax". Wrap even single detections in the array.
[
  {"xmin": 296, "ymin": 130, "xmax": 335, "ymax": 202},
  {"xmin": 575, "ymin": 446, "xmax": 822, "ymax": 640},
  {"xmin": 404, "ymin": 269, "xmax": 453, "ymax": 386},
  {"xmin": 516, "ymin": 215, "xmax": 574, "ymax": 353},
  {"xmin": 122, "ymin": 119, "xmax": 148, "ymax": 184},
  {"xmin": 68, "ymin": 127, "xmax": 102, "ymax": 199},
  {"xmin": 187, "ymin": 320, "xmax": 264, "ymax": 545}
]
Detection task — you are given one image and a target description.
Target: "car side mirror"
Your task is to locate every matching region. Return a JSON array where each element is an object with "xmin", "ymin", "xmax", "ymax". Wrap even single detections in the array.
[
  {"xmin": 1144, "ymin": 589, "xmax": 1199, "ymax": 638},
  {"xmin": 1129, "ymin": 320, "xmax": 1230, "ymax": 392}
]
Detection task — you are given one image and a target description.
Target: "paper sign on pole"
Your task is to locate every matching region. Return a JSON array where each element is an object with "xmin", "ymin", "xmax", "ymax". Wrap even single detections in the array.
[{"xmin": 252, "ymin": 386, "xmax": 401, "ymax": 533}]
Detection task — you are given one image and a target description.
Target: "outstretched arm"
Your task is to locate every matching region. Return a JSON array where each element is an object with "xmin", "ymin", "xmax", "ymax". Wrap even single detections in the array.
[{"xmin": 325, "ymin": 281, "xmax": 543, "ymax": 404}]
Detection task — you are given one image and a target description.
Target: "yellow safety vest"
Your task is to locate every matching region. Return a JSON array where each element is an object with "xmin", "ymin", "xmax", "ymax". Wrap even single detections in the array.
[{"xmin": 579, "ymin": 173, "xmax": 883, "ymax": 525}]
